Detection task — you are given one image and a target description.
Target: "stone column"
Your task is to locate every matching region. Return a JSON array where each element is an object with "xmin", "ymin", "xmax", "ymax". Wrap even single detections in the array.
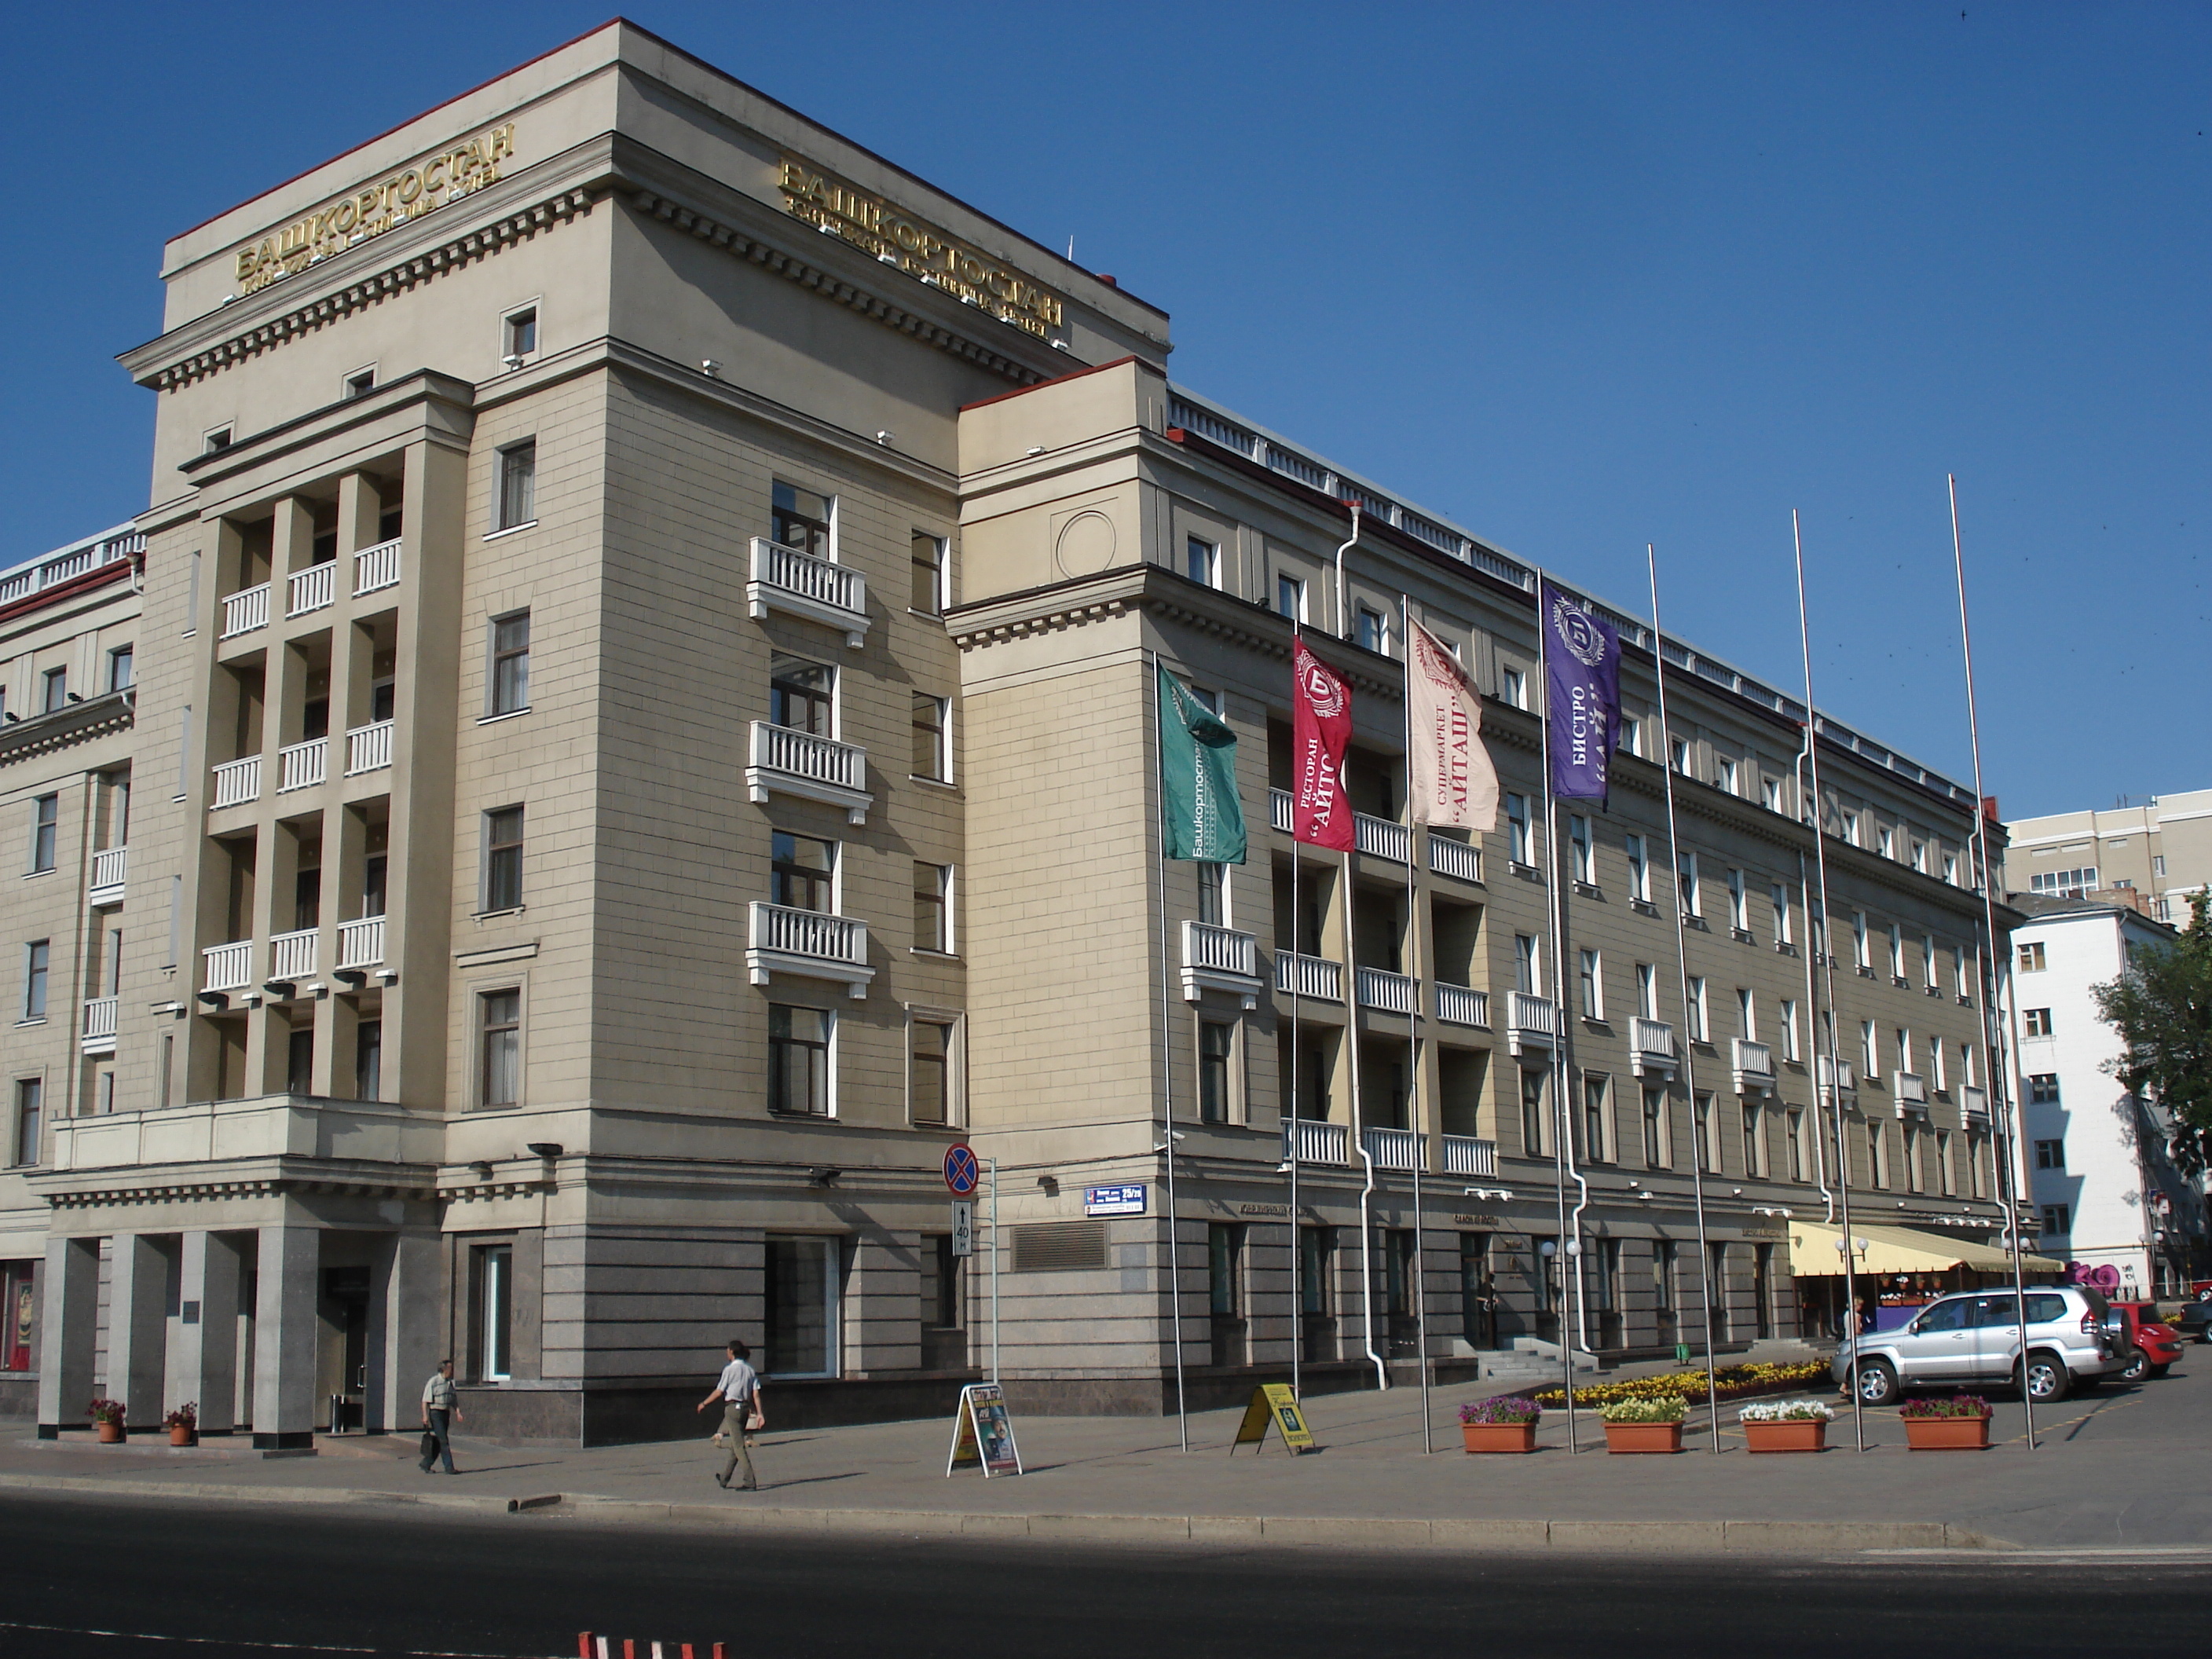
[
  {"xmin": 251, "ymin": 1224, "xmax": 319, "ymax": 1449},
  {"xmin": 375, "ymin": 1230, "xmax": 445, "ymax": 1436},
  {"xmin": 107, "ymin": 1233, "xmax": 173, "ymax": 1431},
  {"xmin": 35, "ymin": 1236, "xmax": 98, "ymax": 1437},
  {"xmin": 169, "ymin": 1231, "xmax": 244, "ymax": 1434}
]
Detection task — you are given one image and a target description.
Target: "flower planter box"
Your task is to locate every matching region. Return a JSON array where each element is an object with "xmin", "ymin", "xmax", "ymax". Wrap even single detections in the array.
[
  {"xmin": 1743, "ymin": 1419, "xmax": 1826, "ymax": 1453},
  {"xmin": 95, "ymin": 1422, "xmax": 125, "ymax": 1445},
  {"xmin": 1602, "ymin": 1421, "xmax": 1683, "ymax": 1454},
  {"xmin": 1903, "ymin": 1412, "xmax": 1991, "ymax": 1451},
  {"xmin": 1461, "ymin": 1422, "xmax": 1538, "ymax": 1454}
]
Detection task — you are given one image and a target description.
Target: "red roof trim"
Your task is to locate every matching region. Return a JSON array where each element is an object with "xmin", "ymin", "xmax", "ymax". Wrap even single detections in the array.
[
  {"xmin": 958, "ymin": 356, "xmax": 1143, "ymax": 415},
  {"xmin": 0, "ymin": 558, "xmax": 135, "ymax": 630}
]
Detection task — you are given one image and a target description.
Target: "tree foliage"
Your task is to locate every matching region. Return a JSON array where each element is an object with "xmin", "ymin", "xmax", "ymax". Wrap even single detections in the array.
[{"xmin": 2092, "ymin": 891, "xmax": 2212, "ymax": 1175}]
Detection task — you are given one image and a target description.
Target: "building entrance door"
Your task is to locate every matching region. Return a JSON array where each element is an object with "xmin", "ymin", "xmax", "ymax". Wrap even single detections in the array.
[{"xmin": 320, "ymin": 1266, "xmax": 370, "ymax": 1431}]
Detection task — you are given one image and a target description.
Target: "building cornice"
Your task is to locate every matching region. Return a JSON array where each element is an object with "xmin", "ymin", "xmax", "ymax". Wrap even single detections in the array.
[
  {"xmin": 31, "ymin": 1159, "xmax": 438, "ymax": 1210},
  {"xmin": 0, "ymin": 688, "xmax": 134, "ymax": 768}
]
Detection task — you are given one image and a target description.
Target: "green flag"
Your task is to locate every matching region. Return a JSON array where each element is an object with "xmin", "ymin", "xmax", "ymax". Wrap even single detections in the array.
[{"xmin": 1157, "ymin": 663, "xmax": 1247, "ymax": 863}]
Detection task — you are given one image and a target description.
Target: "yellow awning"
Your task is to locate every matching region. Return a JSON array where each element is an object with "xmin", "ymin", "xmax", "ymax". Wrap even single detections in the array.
[{"xmin": 1786, "ymin": 1219, "xmax": 2065, "ymax": 1276}]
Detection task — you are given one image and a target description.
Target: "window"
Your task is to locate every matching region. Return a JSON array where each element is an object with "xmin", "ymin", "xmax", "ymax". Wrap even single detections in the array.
[
  {"xmin": 1859, "ymin": 1020, "xmax": 1878, "ymax": 1074},
  {"xmin": 1895, "ymin": 1027, "xmax": 1914, "ymax": 1075},
  {"xmin": 355, "ymin": 1020, "xmax": 382, "ymax": 1100},
  {"xmin": 1356, "ymin": 604, "xmax": 1390, "ymax": 655},
  {"xmin": 1514, "ymin": 934, "xmax": 1540, "ymax": 996},
  {"xmin": 1879, "ymin": 824, "xmax": 1895, "ymax": 859},
  {"xmin": 1635, "ymin": 961, "xmax": 1658, "ymax": 1020},
  {"xmin": 345, "ymin": 368, "xmax": 375, "ymax": 399},
  {"xmin": 912, "ymin": 693, "xmax": 950, "ymax": 781},
  {"xmin": 1938, "ymin": 1130, "xmax": 1955, "ymax": 1196},
  {"xmin": 764, "ymin": 1237, "xmax": 840, "ymax": 1378},
  {"xmin": 1764, "ymin": 882, "xmax": 1790, "ymax": 946},
  {"xmin": 1913, "ymin": 839, "xmax": 1928, "ymax": 874},
  {"xmin": 1694, "ymin": 1092, "xmax": 1716, "ymax": 1173},
  {"xmin": 1669, "ymin": 735, "xmax": 1689, "ymax": 775},
  {"xmin": 1579, "ymin": 950, "xmax": 1602, "ymax": 1020},
  {"xmin": 1208, "ymin": 1224, "xmax": 1247, "ymax": 1363},
  {"xmin": 1928, "ymin": 1039, "xmax": 1946, "ymax": 1091},
  {"xmin": 1888, "ymin": 923, "xmax": 1905, "ymax": 979},
  {"xmin": 1786, "ymin": 1108, "xmax": 1807, "ymax": 1182},
  {"xmin": 30, "ymin": 796, "xmax": 58, "ymax": 873},
  {"xmin": 771, "ymin": 481, "xmax": 832, "ymax": 557},
  {"xmin": 1686, "ymin": 976, "xmax": 1707, "ymax": 1042},
  {"xmin": 1582, "ymin": 1074, "xmax": 1610, "ymax": 1163},
  {"xmin": 504, "ymin": 305, "xmax": 538, "ymax": 359},
  {"xmin": 1762, "ymin": 775, "xmax": 1782, "ymax": 812},
  {"xmin": 1780, "ymin": 999, "xmax": 1800, "ymax": 1062},
  {"xmin": 1624, "ymin": 834, "xmax": 1650, "ymax": 902},
  {"xmin": 914, "ymin": 862, "xmax": 951, "ymax": 952},
  {"xmin": 1196, "ymin": 860, "xmax": 1230, "ymax": 928},
  {"xmin": 1736, "ymin": 987, "xmax": 1756, "ymax": 1040},
  {"xmin": 1569, "ymin": 815, "xmax": 1592, "ymax": 884},
  {"xmin": 1520, "ymin": 1068, "xmax": 1546, "ymax": 1157},
  {"xmin": 107, "ymin": 646, "xmax": 134, "ymax": 693},
  {"xmin": 764, "ymin": 656, "xmax": 837, "ymax": 739},
  {"xmin": 1727, "ymin": 868, "xmax": 1747, "ymax": 931},
  {"xmin": 1961, "ymin": 1041, "xmax": 1978, "ymax": 1089},
  {"xmin": 771, "ymin": 832, "xmax": 836, "ymax": 914},
  {"xmin": 476, "ymin": 1243, "xmax": 513, "ymax": 1381},
  {"xmin": 1718, "ymin": 756, "xmax": 1738, "ymax": 795},
  {"xmin": 910, "ymin": 1016, "xmax": 954, "ymax": 1126},
  {"xmin": 1851, "ymin": 912, "xmax": 1869, "ymax": 969},
  {"xmin": 41, "ymin": 668, "xmax": 68, "ymax": 714},
  {"xmin": 910, "ymin": 532, "xmax": 947, "ymax": 614},
  {"xmin": 496, "ymin": 441, "xmax": 537, "ymax": 531},
  {"xmin": 478, "ymin": 990, "xmax": 521, "ymax": 1106},
  {"xmin": 1199, "ymin": 1020, "xmax": 1235, "ymax": 1123},
  {"xmin": 1506, "ymin": 794, "xmax": 1531, "ymax": 866},
  {"xmin": 1623, "ymin": 712, "xmax": 1646, "ymax": 757},
  {"xmin": 12, "ymin": 1079, "xmax": 41, "ymax": 1166},
  {"xmin": 489, "ymin": 611, "xmax": 530, "ymax": 715},
  {"xmin": 1842, "ymin": 810, "xmax": 1861, "ymax": 848},
  {"xmin": 2154, "ymin": 854, "xmax": 2167, "ymax": 877},
  {"xmin": 1677, "ymin": 850, "xmax": 1699, "ymax": 917},
  {"xmin": 1500, "ymin": 665, "xmax": 1525, "ymax": 709},
  {"xmin": 287, "ymin": 1026, "xmax": 314, "ymax": 1094},
  {"xmin": 1185, "ymin": 536, "xmax": 1220, "ymax": 588},
  {"xmin": 204, "ymin": 427, "xmax": 232, "ymax": 454},
  {"xmin": 2030, "ymin": 866, "xmax": 2097, "ymax": 898},
  {"xmin": 2041, "ymin": 1203, "xmax": 2071, "ymax": 1238},
  {"xmin": 1955, "ymin": 947, "xmax": 1972, "ymax": 998},
  {"xmin": 21, "ymin": 942, "xmax": 49, "ymax": 1021},
  {"xmin": 482, "ymin": 807, "xmax": 525, "ymax": 911},
  {"xmin": 769, "ymin": 1005, "xmax": 833, "ymax": 1116},
  {"xmin": 1641, "ymin": 1086, "xmax": 1668, "ymax": 1168},
  {"xmin": 2023, "ymin": 1008, "xmax": 2054, "ymax": 1038},
  {"xmin": 1944, "ymin": 850, "xmax": 1959, "ymax": 885},
  {"xmin": 2017, "ymin": 941, "xmax": 2046, "ymax": 972},
  {"xmin": 1867, "ymin": 1122, "xmax": 1889, "ymax": 1188},
  {"xmin": 1741, "ymin": 1102, "xmax": 1767, "ymax": 1177},
  {"xmin": 2027, "ymin": 1072, "xmax": 2060, "ymax": 1105},
  {"xmin": 2034, "ymin": 1137, "xmax": 2065, "ymax": 1170},
  {"xmin": 1276, "ymin": 573, "xmax": 1306, "ymax": 621}
]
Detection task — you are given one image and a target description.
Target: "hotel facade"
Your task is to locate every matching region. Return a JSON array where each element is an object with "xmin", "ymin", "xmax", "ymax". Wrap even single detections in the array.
[{"xmin": 1, "ymin": 22, "xmax": 2021, "ymax": 1444}]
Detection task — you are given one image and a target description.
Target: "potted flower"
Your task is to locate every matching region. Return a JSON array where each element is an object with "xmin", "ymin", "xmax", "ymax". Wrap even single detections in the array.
[
  {"xmin": 1600, "ymin": 1394, "xmax": 1686, "ymax": 1454},
  {"xmin": 1899, "ymin": 1393, "xmax": 1992, "ymax": 1451},
  {"xmin": 1738, "ymin": 1397, "xmax": 1833, "ymax": 1452},
  {"xmin": 1459, "ymin": 1394, "xmax": 1542, "ymax": 1453},
  {"xmin": 87, "ymin": 1398, "xmax": 126, "ymax": 1445},
  {"xmin": 165, "ymin": 1402, "xmax": 198, "ymax": 1448}
]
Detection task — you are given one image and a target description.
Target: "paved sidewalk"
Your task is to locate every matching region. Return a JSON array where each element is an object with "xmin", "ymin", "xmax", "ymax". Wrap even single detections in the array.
[{"xmin": 5, "ymin": 1357, "xmax": 2207, "ymax": 1554}]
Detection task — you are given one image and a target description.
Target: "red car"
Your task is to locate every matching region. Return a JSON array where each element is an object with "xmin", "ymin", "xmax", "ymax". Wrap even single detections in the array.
[{"xmin": 2110, "ymin": 1302, "xmax": 2184, "ymax": 1381}]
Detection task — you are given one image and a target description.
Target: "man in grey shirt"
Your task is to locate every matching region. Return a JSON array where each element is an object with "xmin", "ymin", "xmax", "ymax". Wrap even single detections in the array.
[
  {"xmin": 694, "ymin": 1339, "xmax": 764, "ymax": 1490},
  {"xmin": 419, "ymin": 1358, "xmax": 461, "ymax": 1474}
]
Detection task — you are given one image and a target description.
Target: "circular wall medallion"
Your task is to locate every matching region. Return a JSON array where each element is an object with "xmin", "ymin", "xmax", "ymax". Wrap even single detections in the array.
[{"xmin": 1054, "ymin": 509, "xmax": 1116, "ymax": 577}]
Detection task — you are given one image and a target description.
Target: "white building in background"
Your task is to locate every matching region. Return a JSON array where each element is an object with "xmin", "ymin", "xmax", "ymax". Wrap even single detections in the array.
[{"xmin": 2008, "ymin": 896, "xmax": 2208, "ymax": 1298}]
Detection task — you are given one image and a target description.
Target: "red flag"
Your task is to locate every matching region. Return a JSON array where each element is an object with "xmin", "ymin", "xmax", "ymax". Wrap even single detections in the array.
[{"xmin": 1291, "ymin": 638, "xmax": 1355, "ymax": 850}]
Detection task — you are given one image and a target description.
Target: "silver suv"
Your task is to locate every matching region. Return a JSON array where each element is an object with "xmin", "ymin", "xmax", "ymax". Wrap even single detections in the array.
[{"xmin": 1831, "ymin": 1287, "xmax": 2124, "ymax": 1405}]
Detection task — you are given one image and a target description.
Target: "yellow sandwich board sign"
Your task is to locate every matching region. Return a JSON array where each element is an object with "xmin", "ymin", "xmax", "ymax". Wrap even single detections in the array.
[
  {"xmin": 1229, "ymin": 1383, "xmax": 1316, "ymax": 1455},
  {"xmin": 946, "ymin": 1382, "xmax": 1024, "ymax": 1478}
]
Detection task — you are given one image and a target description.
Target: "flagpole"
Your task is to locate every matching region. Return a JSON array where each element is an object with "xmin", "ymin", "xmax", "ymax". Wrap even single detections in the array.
[
  {"xmin": 1792, "ymin": 515, "xmax": 1866, "ymax": 1452},
  {"xmin": 1534, "ymin": 576, "xmax": 1578, "ymax": 1452},
  {"xmin": 1947, "ymin": 477, "xmax": 2038, "ymax": 1451},
  {"xmin": 1151, "ymin": 652, "xmax": 1189, "ymax": 1452},
  {"xmin": 1287, "ymin": 723, "xmax": 1303, "ymax": 1406},
  {"xmin": 1646, "ymin": 546, "xmax": 1723, "ymax": 1452},
  {"xmin": 1400, "ymin": 594, "xmax": 1433, "ymax": 1454},
  {"xmin": 1348, "ymin": 842, "xmax": 1386, "ymax": 1392}
]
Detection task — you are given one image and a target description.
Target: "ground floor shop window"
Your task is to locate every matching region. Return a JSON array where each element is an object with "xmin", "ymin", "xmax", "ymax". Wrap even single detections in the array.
[
  {"xmin": 3, "ymin": 1261, "xmax": 33, "ymax": 1370},
  {"xmin": 920, "ymin": 1234, "xmax": 967, "ymax": 1370},
  {"xmin": 1752, "ymin": 1243, "xmax": 1774, "ymax": 1339},
  {"xmin": 1652, "ymin": 1240, "xmax": 1679, "ymax": 1349},
  {"xmin": 1208, "ymin": 1223, "xmax": 1247, "ymax": 1367},
  {"xmin": 1459, "ymin": 1233, "xmax": 1496, "ymax": 1349},
  {"xmin": 1298, "ymin": 1225, "xmax": 1336, "ymax": 1361},
  {"xmin": 764, "ymin": 1236, "xmax": 840, "ymax": 1378},
  {"xmin": 474, "ymin": 1243, "xmax": 513, "ymax": 1381},
  {"xmin": 1372, "ymin": 1228, "xmax": 1418, "ymax": 1358}
]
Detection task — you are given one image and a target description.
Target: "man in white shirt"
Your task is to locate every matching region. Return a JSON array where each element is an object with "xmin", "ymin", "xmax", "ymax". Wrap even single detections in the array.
[
  {"xmin": 419, "ymin": 1358, "xmax": 462, "ymax": 1474},
  {"xmin": 694, "ymin": 1338, "xmax": 764, "ymax": 1490}
]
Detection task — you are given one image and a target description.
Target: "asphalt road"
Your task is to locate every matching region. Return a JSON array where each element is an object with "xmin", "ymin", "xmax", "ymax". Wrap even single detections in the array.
[{"xmin": 1, "ymin": 1492, "xmax": 2203, "ymax": 1659}]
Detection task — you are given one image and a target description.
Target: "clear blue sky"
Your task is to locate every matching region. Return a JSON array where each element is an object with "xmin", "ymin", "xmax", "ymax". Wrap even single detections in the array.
[{"xmin": 3, "ymin": 3, "xmax": 2203, "ymax": 818}]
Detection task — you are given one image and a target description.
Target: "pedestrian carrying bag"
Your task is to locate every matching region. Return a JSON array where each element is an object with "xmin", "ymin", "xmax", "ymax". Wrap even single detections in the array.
[{"xmin": 420, "ymin": 1430, "xmax": 438, "ymax": 1460}]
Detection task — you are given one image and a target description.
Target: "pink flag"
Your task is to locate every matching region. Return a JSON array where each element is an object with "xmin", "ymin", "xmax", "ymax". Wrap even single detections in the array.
[
  {"xmin": 1407, "ymin": 617, "xmax": 1498, "ymax": 831},
  {"xmin": 1291, "ymin": 638, "xmax": 1355, "ymax": 851}
]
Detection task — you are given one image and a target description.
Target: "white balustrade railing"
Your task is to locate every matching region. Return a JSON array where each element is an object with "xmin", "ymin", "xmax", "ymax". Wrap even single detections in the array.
[
  {"xmin": 1434, "ymin": 982, "xmax": 1489, "ymax": 1027},
  {"xmin": 202, "ymin": 940, "xmax": 253, "ymax": 993},
  {"xmin": 1633, "ymin": 1017, "xmax": 1677, "ymax": 1061},
  {"xmin": 1269, "ymin": 788, "xmax": 1292, "ymax": 833},
  {"xmin": 353, "ymin": 537, "xmax": 401, "ymax": 596},
  {"xmin": 1361, "ymin": 1126, "xmax": 1421, "ymax": 1172},
  {"xmin": 336, "ymin": 916, "xmax": 385, "ymax": 969},
  {"xmin": 1894, "ymin": 1070, "xmax": 1928, "ymax": 1106},
  {"xmin": 750, "ymin": 537, "xmax": 866, "ymax": 621},
  {"xmin": 346, "ymin": 720, "xmax": 393, "ymax": 775},
  {"xmin": 221, "ymin": 583, "xmax": 270, "ymax": 638},
  {"xmin": 277, "ymin": 737, "xmax": 328, "ymax": 793},
  {"xmin": 81, "ymin": 996, "xmax": 118, "ymax": 1043},
  {"xmin": 1819, "ymin": 1057, "xmax": 1856, "ymax": 1095},
  {"xmin": 1354, "ymin": 813, "xmax": 1409, "ymax": 862},
  {"xmin": 1442, "ymin": 1134, "xmax": 1498, "ymax": 1177},
  {"xmin": 1273, "ymin": 951, "xmax": 1342, "ymax": 1002},
  {"xmin": 210, "ymin": 756, "xmax": 261, "ymax": 809},
  {"xmin": 268, "ymin": 928, "xmax": 319, "ymax": 982},
  {"xmin": 287, "ymin": 562, "xmax": 335, "ymax": 617},
  {"xmin": 1509, "ymin": 991, "xmax": 1558, "ymax": 1039},
  {"xmin": 89, "ymin": 846, "xmax": 127, "ymax": 893},
  {"xmin": 1732, "ymin": 1038, "xmax": 1775, "ymax": 1079},
  {"xmin": 1355, "ymin": 965, "xmax": 1416, "ymax": 1014},
  {"xmin": 749, "ymin": 901, "xmax": 868, "ymax": 969},
  {"xmin": 1427, "ymin": 835, "xmax": 1481, "ymax": 883},
  {"xmin": 1182, "ymin": 921, "xmax": 1257, "ymax": 980},
  {"xmin": 749, "ymin": 721, "xmax": 866, "ymax": 791},
  {"xmin": 1282, "ymin": 1118, "xmax": 1350, "ymax": 1166},
  {"xmin": 0, "ymin": 529, "xmax": 140, "ymax": 606},
  {"xmin": 1961, "ymin": 1085, "xmax": 1990, "ymax": 1122}
]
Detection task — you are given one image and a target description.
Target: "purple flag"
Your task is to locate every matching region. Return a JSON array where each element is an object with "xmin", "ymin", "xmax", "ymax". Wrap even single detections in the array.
[{"xmin": 1542, "ymin": 580, "xmax": 1621, "ymax": 802}]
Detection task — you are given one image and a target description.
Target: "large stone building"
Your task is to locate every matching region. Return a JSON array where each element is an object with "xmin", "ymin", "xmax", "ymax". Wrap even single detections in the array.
[
  {"xmin": 2, "ymin": 21, "xmax": 2020, "ymax": 1444},
  {"xmin": 2001, "ymin": 789, "xmax": 2212, "ymax": 925}
]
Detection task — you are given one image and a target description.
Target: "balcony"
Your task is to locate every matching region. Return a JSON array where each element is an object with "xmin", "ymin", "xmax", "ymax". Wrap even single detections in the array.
[
  {"xmin": 1434, "ymin": 982, "xmax": 1489, "ymax": 1028},
  {"xmin": 1427, "ymin": 835, "xmax": 1481, "ymax": 883},
  {"xmin": 201, "ymin": 939, "xmax": 253, "ymax": 995},
  {"xmin": 353, "ymin": 537, "xmax": 401, "ymax": 597},
  {"xmin": 81, "ymin": 996, "xmax": 117, "ymax": 1056},
  {"xmin": 210, "ymin": 756, "xmax": 261, "ymax": 810},
  {"xmin": 1269, "ymin": 788, "xmax": 1293, "ymax": 833},
  {"xmin": 267, "ymin": 928, "xmax": 318, "ymax": 991},
  {"xmin": 1274, "ymin": 950, "xmax": 1343, "ymax": 1002},
  {"xmin": 1180, "ymin": 921, "xmax": 1262, "ymax": 1009},
  {"xmin": 1354, "ymin": 813, "xmax": 1409, "ymax": 862},
  {"xmin": 88, "ymin": 846, "xmax": 126, "ymax": 905},
  {"xmin": 221, "ymin": 583, "xmax": 269, "ymax": 639},
  {"xmin": 336, "ymin": 917, "xmax": 386, "ymax": 973},
  {"xmin": 1632, "ymin": 1016, "xmax": 1678, "ymax": 1079},
  {"xmin": 1282, "ymin": 1118, "xmax": 1350, "ymax": 1166},
  {"xmin": 1893, "ymin": 1071, "xmax": 1929, "ymax": 1113},
  {"xmin": 746, "ymin": 901, "xmax": 873, "ymax": 998},
  {"xmin": 1732, "ymin": 1038, "xmax": 1776, "ymax": 1096},
  {"xmin": 277, "ymin": 737, "xmax": 328, "ymax": 793},
  {"xmin": 287, "ymin": 562, "xmax": 335, "ymax": 617},
  {"xmin": 1355, "ymin": 965, "xmax": 1416, "ymax": 1015},
  {"xmin": 1442, "ymin": 1133, "xmax": 1498, "ymax": 1177},
  {"xmin": 1361, "ymin": 1126, "xmax": 1420, "ymax": 1172},
  {"xmin": 1507, "ymin": 991, "xmax": 1558, "ymax": 1057},
  {"xmin": 1818, "ymin": 1057, "xmax": 1857, "ymax": 1099},
  {"xmin": 745, "ymin": 721, "xmax": 871, "ymax": 825},
  {"xmin": 1961, "ymin": 1085, "xmax": 1991, "ymax": 1125},
  {"xmin": 346, "ymin": 720, "xmax": 393, "ymax": 776},
  {"xmin": 747, "ymin": 537, "xmax": 867, "ymax": 647}
]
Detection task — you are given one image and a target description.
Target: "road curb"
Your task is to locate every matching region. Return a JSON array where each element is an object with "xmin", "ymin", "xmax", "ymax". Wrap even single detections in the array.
[{"xmin": 0, "ymin": 1473, "xmax": 2016, "ymax": 1552}]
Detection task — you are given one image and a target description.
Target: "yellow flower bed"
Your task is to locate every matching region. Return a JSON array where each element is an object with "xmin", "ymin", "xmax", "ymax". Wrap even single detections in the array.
[{"xmin": 1531, "ymin": 1360, "xmax": 1827, "ymax": 1409}]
